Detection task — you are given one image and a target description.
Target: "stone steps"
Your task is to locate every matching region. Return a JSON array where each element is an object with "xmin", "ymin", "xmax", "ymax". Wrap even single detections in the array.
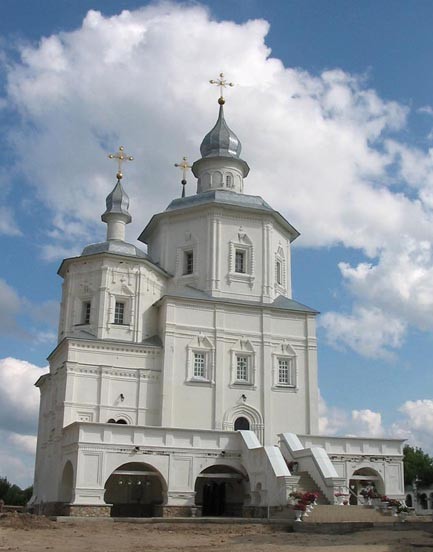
[
  {"xmin": 302, "ymin": 504, "xmax": 395, "ymax": 523},
  {"xmin": 294, "ymin": 471, "xmax": 329, "ymax": 505}
]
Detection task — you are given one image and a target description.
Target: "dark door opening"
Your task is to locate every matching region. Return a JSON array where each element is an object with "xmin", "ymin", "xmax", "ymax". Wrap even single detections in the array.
[
  {"xmin": 202, "ymin": 482, "xmax": 226, "ymax": 516},
  {"xmin": 234, "ymin": 417, "xmax": 250, "ymax": 430}
]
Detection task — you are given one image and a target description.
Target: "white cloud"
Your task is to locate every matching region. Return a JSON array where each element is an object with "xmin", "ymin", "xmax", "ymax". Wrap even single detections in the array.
[
  {"xmin": 320, "ymin": 305, "xmax": 406, "ymax": 359},
  {"xmin": 0, "ymin": 278, "xmax": 25, "ymax": 337},
  {"xmin": 319, "ymin": 395, "xmax": 385, "ymax": 438},
  {"xmin": 0, "ymin": 357, "xmax": 47, "ymax": 434},
  {"xmin": 0, "ymin": 430, "xmax": 36, "ymax": 487},
  {"xmin": 0, "ymin": 206, "xmax": 21, "ymax": 236},
  {"xmin": 0, "ymin": 4, "xmax": 423, "ymax": 257},
  {"xmin": 3, "ymin": 3, "xmax": 433, "ymax": 362}
]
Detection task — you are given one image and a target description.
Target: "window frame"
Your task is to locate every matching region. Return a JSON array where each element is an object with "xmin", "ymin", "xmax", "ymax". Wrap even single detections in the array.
[
  {"xmin": 193, "ymin": 351, "xmax": 206, "ymax": 379},
  {"xmin": 82, "ymin": 301, "xmax": 91, "ymax": 325},
  {"xmin": 185, "ymin": 336, "xmax": 215, "ymax": 385},
  {"xmin": 114, "ymin": 300, "xmax": 126, "ymax": 325},
  {"xmin": 229, "ymin": 340, "xmax": 256, "ymax": 388},
  {"xmin": 235, "ymin": 249, "xmax": 246, "ymax": 274},
  {"xmin": 184, "ymin": 250, "xmax": 194, "ymax": 275},
  {"xmin": 272, "ymin": 349, "xmax": 298, "ymax": 392}
]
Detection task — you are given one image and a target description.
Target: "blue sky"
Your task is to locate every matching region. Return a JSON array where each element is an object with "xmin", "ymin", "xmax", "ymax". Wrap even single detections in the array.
[{"xmin": 2, "ymin": 0, "xmax": 433, "ymax": 486}]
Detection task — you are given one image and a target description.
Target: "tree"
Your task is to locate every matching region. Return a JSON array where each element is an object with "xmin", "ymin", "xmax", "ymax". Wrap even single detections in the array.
[
  {"xmin": 403, "ymin": 445, "xmax": 433, "ymax": 486},
  {"xmin": 0, "ymin": 476, "xmax": 33, "ymax": 506}
]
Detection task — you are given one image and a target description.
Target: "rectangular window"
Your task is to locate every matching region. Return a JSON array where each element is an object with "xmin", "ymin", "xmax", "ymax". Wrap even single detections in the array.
[
  {"xmin": 236, "ymin": 356, "xmax": 249, "ymax": 381},
  {"xmin": 82, "ymin": 301, "xmax": 91, "ymax": 325},
  {"xmin": 276, "ymin": 260, "xmax": 282, "ymax": 285},
  {"xmin": 193, "ymin": 352, "xmax": 206, "ymax": 378},
  {"xmin": 235, "ymin": 250, "xmax": 245, "ymax": 273},
  {"xmin": 278, "ymin": 358, "xmax": 295, "ymax": 386},
  {"xmin": 184, "ymin": 251, "xmax": 194, "ymax": 275},
  {"xmin": 114, "ymin": 301, "xmax": 125, "ymax": 325}
]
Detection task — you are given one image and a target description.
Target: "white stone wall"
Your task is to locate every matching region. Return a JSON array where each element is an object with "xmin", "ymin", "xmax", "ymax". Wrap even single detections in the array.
[
  {"xmin": 58, "ymin": 256, "xmax": 166, "ymax": 344},
  {"xmin": 158, "ymin": 298, "xmax": 318, "ymax": 444},
  {"xmin": 146, "ymin": 206, "xmax": 293, "ymax": 303}
]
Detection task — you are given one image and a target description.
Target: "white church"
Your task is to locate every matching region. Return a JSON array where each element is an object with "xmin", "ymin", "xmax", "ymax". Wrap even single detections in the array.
[{"xmin": 31, "ymin": 78, "xmax": 405, "ymax": 517}]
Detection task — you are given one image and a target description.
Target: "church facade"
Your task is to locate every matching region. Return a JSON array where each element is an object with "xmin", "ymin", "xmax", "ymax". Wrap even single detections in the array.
[{"xmin": 31, "ymin": 88, "xmax": 405, "ymax": 517}]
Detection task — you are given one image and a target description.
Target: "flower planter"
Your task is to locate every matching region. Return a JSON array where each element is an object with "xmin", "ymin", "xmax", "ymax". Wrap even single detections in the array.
[{"xmin": 294, "ymin": 510, "xmax": 303, "ymax": 522}]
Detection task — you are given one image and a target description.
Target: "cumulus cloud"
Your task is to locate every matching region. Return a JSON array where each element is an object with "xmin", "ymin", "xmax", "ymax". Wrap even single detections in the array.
[
  {"xmin": 319, "ymin": 395, "xmax": 385, "ymax": 438},
  {"xmin": 320, "ymin": 305, "xmax": 406, "ymax": 359},
  {"xmin": 0, "ymin": 430, "xmax": 36, "ymax": 487},
  {"xmin": 320, "ymin": 394, "xmax": 433, "ymax": 454},
  {"xmin": 2, "ymin": 4, "xmax": 433, "ymax": 361},
  {"xmin": 0, "ymin": 357, "xmax": 47, "ymax": 434},
  {"xmin": 0, "ymin": 206, "xmax": 21, "ymax": 236}
]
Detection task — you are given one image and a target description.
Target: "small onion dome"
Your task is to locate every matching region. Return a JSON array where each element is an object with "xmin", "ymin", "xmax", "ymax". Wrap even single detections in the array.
[
  {"xmin": 101, "ymin": 180, "xmax": 132, "ymax": 224},
  {"xmin": 200, "ymin": 104, "xmax": 242, "ymax": 159}
]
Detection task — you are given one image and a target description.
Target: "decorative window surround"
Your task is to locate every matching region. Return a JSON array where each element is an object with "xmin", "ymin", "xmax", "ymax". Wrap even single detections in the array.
[
  {"xmin": 230, "ymin": 337, "xmax": 256, "ymax": 388},
  {"xmin": 186, "ymin": 334, "xmax": 215, "ymax": 385},
  {"xmin": 176, "ymin": 233, "xmax": 198, "ymax": 281},
  {"xmin": 272, "ymin": 341, "xmax": 298, "ymax": 392},
  {"xmin": 274, "ymin": 245, "xmax": 287, "ymax": 294},
  {"xmin": 228, "ymin": 230, "xmax": 255, "ymax": 288},
  {"xmin": 223, "ymin": 402, "xmax": 264, "ymax": 443},
  {"xmin": 108, "ymin": 288, "xmax": 133, "ymax": 329}
]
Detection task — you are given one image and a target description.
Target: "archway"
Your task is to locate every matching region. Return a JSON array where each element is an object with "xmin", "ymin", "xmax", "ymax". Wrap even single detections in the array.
[
  {"xmin": 419, "ymin": 493, "xmax": 428, "ymax": 510},
  {"xmin": 234, "ymin": 417, "xmax": 250, "ymax": 431},
  {"xmin": 195, "ymin": 465, "xmax": 248, "ymax": 517},
  {"xmin": 406, "ymin": 494, "xmax": 413, "ymax": 507},
  {"xmin": 59, "ymin": 461, "xmax": 74, "ymax": 503},
  {"xmin": 349, "ymin": 467, "xmax": 385, "ymax": 505},
  {"xmin": 104, "ymin": 462, "xmax": 166, "ymax": 517}
]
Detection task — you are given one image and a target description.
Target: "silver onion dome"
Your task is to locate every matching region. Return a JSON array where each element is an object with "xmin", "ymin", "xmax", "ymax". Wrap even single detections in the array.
[
  {"xmin": 101, "ymin": 180, "xmax": 132, "ymax": 223},
  {"xmin": 200, "ymin": 103, "xmax": 242, "ymax": 159}
]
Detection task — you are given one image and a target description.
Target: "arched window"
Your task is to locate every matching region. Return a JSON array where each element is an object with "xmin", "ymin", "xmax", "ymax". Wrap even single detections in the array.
[
  {"xmin": 116, "ymin": 419, "xmax": 128, "ymax": 424},
  {"xmin": 420, "ymin": 493, "xmax": 428, "ymax": 509},
  {"xmin": 234, "ymin": 417, "xmax": 250, "ymax": 431},
  {"xmin": 226, "ymin": 174, "xmax": 232, "ymax": 187},
  {"xmin": 107, "ymin": 418, "xmax": 116, "ymax": 423},
  {"xmin": 405, "ymin": 494, "xmax": 413, "ymax": 507}
]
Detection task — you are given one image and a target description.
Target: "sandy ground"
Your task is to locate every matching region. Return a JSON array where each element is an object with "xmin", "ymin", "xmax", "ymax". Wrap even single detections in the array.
[{"xmin": 1, "ymin": 515, "xmax": 433, "ymax": 552}]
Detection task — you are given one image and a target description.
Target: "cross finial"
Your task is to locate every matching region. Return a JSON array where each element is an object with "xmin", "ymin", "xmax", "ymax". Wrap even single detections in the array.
[
  {"xmin": 209, "ymin": 72, "xmax": 234, "ymax": 105},
  {"xmin": 174, "ymin": 156, "xmax": 192, "ymax": 198},
  {"xmin": 108, "ymin": 146, "xmax": 134, "ymax": 180}
]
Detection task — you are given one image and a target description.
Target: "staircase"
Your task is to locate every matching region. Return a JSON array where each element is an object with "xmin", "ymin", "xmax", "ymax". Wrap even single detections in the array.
[
  {"xmin": 295, "ymin": 471, "xmax": 328, "ymax": 505},
  {"xmin": 302, "ymin": 505, "xmax": 396, "ymax": 523}
]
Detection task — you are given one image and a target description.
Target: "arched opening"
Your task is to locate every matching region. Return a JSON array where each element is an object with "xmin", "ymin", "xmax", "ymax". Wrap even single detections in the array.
[
  {"xmin": 406, "ymin": 494, "xmax": 413, "ymax": 507},
  {"xmin": 429, "ymin": 492, "xmax": 433, "ymax": 509},
  {"xmin": 349, "ymin": 467, "xmax": 385, "ymax": 505},
  {"xmin": 104, "ymin": 462, "xmax": 166, "ymax": 517},
  {"xmin": 59, "ymin": 461, "xmax": 74, "ymax": 503},
  {"xmin": 116, "ymin": 419, "xmax": 127, "ymax": 424},
  {"xmin": 234, "ymin": 417, "xmax": 250, "ymax": 431},
  {"xmin": 419, "ymin": 493, "xmax": 428, "ymax": 510},
  {"xmin": 194, "ymin": 465, "xmax": 248, "ymax": 517},
  {"xmin": 107, "ymin": 419, "xmax": 116, "ymax": 423}
]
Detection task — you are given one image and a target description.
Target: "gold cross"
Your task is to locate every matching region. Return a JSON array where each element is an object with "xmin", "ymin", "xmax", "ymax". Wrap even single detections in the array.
[
  {"xmin": 209, "ymin": 72, "xmax": 234, "ymax": 104},
  {"xmin": 108, "ymin": 146, "xmax": 134, "ymax": 180},
  {"xmin": 174, "ymin": 156, "xmax": 192, "ymax": 198}
]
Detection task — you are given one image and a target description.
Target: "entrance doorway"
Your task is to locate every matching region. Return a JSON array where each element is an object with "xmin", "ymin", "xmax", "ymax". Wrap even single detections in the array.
[
  {"xmin": 195, "ymin": 465, "xmax": 247, "ymax": 517},
  {"xmin": 104, "ymin": 462, "xmax": 166, "ymax": 517},
  {"xmin": 349, "ymin": 467, "xmax": 385, "ymax": 505},
  {"xmin": 234, "ymin": 417, "xmax": 250, "ymax": 430}
]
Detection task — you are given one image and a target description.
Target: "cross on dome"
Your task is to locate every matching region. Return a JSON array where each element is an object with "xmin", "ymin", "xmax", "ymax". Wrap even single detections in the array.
[
  {"xmin": 209, "ymin": 72, "xmax": 234, "ymax": 105},
  {"xmin": 108, "ymin": 146, "xmax": 134, "ymax": 181},
  {"xmin": 174, "ymin": 156, "xmax": 192, "ymax": 198}
]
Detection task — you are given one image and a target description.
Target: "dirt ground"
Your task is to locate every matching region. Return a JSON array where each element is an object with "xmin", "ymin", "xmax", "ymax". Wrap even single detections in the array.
[{"xmin": 1, "ymin": 515, "xmax": 433, "ymax": 552}]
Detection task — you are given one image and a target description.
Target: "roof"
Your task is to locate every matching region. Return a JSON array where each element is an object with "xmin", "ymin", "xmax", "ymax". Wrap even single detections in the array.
[
  {"xmin": 139, "ymin": 190, "xmax": 300, "ymax": 244},
  {"xmin": 154, "ymin": 286, "xmax": 318, "ymax": 314},
  {"xmin": 57, "ymin": 245, "xmax": 170, "ymax": 278},
  {"xmin": 81, "ymin": 240, "xmax": 146, "ymax": 258}
]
